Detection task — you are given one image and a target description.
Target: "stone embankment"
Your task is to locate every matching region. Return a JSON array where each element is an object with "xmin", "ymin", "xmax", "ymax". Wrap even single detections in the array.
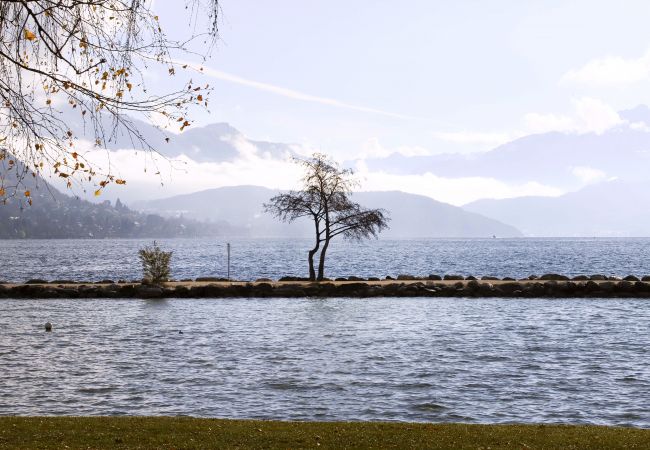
[{"xmin": 2, "ymin": 273, "xmax": 650, "ymax": 298}]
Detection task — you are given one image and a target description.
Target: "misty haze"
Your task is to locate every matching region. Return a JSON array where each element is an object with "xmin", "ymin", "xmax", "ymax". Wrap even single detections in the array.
[{"xmin": 2, "ymin": 1, "xmax": 650, "ymax": 449}]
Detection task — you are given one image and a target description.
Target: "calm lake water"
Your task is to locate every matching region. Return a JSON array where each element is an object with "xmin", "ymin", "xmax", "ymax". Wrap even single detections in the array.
[
  {"xmin": 2, "ymin": 237, "xmax": 650, "ymax": 282},
  {"xmin": 1, "ymin": 297, "xmax": 649, "ymax": 426}
]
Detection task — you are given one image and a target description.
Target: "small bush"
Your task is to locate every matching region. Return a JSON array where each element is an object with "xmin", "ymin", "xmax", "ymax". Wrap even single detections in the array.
[{"xmin": 138, "ymin": 241, "xmax": 172, "ymax": 284}]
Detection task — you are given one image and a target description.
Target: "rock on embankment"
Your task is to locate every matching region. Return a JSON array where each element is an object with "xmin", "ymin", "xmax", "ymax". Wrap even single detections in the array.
[{"xmin": 2, "ymin": 274, "xmax": 650, "ymax": 299}]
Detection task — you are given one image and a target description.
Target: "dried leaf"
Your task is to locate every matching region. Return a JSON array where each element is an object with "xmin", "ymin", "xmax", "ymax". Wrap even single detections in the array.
[{"xmin": 23, "ymin": 29, "xmax": 37, "ymax": 41}]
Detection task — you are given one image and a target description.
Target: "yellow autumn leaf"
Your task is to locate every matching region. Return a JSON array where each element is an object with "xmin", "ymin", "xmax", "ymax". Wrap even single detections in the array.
[
  {"xmin": 24, "ymin": 190, "xmax": 31, "ymax": 197},
  {"xmin": 0, "ymin": 187, "xmax": 5, "ymax": 196},
  {"xmin": 24, "ymin": 29, "xmax": 37, "ymax": 41},
  {"xmin": 94, "ymin": 189, "xmax": 101, "ymax": 197},
  {"xmin": 115, "ymin": 179, "xmax": 126, "ymax": 185}
]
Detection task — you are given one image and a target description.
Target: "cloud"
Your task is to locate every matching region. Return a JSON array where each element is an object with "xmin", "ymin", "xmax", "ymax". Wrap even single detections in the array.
[
  {"xmin": 74, "ymin": 133, "xmax": 565, "ymax": 207},
  {"xmin": 561, "ymin": 50, "xmax": 650, "ymax": 87},
  {"xmin": 571, "ymin": 166, "xmax": 607, "ymax": 184},
  {"xmin": 358, "ymin": 138, "xmax": 431, "ymax": 159},
  {"xmin": 354, "ymin": 161, "xmax": 562, "ymax": 206},
  {"xmin": 178, "ymin": 62, "xmax": 414, "ymax": 120},
  {"xmin": 431, "ymin": 130, "xmax": 518, "ymax": 147},
  {"xmin": 524, "ymin": 97, "xmax": 623, "ymax": 135}
]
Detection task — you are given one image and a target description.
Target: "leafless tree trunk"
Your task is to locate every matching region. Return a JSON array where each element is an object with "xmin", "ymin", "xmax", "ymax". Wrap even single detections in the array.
[{"xmin": 266, "ymin": 153, "xmax": 389, "ymax": 281}]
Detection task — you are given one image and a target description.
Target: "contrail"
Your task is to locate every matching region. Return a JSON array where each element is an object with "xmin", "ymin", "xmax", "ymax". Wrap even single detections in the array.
[{"xmin": 177, "ymin": 61, "xmax": 416, "ymax": 120}]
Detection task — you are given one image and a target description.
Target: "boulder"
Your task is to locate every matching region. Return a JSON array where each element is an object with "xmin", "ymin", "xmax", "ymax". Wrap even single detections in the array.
[
  {"xmin": 347, "ymin": 276, "xmax": 366, "ymax": 281},
  {"xmin": 443, "ymin": 275, "xmax": 464, "ymax": 281},
  {"xmin": 465, "ymin": 275, "xmax": 478, "ymax": 281},
  {"xmin": 642, "ymin": 276, "xmax": 650, "ymax": 282},
  {"xmin": 25, "ymin": 279, "xmax": 48, "ymax": 284},
  {"xmin": 427, "ymin": 274, "xmax": 443, "ymax": 280},
  {"xmin": 335, "ymin": 277, "xmax": 348, "ymax": 281},
  {"xmin": 174, "ymin": 285, "xmax": 190, "ymax": 297},
  {"xmin": 633, "ymin": 281, "xmax": 650, "ymax": 293},
  {"xmin": 136, "ymin": 286, "xmax": 164, "ymax": 299},
  {"xmin": 397, "ymin": 274, "xmax": 417, "ymax": 280},
  {"xmin": 481, "ymin": 276, "xmax": 499, "ymax": 281},
  {"xmin": 278, "ymin": 276, "xmax": 309, "ymax": 282},
  {"xmin": 196, "ymin": 276, "xmax": 229, "ymax": 282},
  {"xmin": 571, "ymin": 275, "xmax": 589, "ymax": 281},
  {"xmin": 274, "ymin": 285, "xmax": 307, "ymax": 297},
  {"xmin": 255, "ymin": 278, "xmax": 273, "ymax": 282},
  {"xmin": 590, "ymin": 274, "xmax": 607, "ymax": 281},
  {"xmin": 585, "ymin": 280, "xmax": 601, "ymax": 293},
  {"xmin": 367, "ymin": 277, "xmax": 381, "ymax": 282},
  {"xmin": 599, "ymin": 281, "xmax": 616, "ymax": 292},
  {"xmin": 539, "ymin": 274, "xmax": 569, "ymax": 281},
  {"xmin": 496, "ymin": 282, "xmax": 523, "ymax": 294},
  {"xmin": 623, "ymin": 275, "xmax": 640, "ymax": 282},
  {"xmin": 616, "ymin": 281, "xmax": 634, "ymax": 293}
]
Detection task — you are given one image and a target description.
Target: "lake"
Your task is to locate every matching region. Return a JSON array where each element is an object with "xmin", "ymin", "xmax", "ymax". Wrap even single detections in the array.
[
  {"xmin": 2, "ymin": 237, "xmax": 650, "ymax": 282},
  {"xmin": 1, "ymin": 297, "xmax": 648, "ymax": 426}
]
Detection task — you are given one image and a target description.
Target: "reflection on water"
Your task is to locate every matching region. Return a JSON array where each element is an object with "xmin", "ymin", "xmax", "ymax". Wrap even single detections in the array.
[{"xmin": 1, "ymin": 297, "xmax": 649, "ymax": 426}]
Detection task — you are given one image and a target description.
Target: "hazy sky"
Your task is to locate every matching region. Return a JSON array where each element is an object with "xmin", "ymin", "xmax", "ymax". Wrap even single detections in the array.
[
  {"xmin": 78, "ymin": 1, "xmax": 650, "ymax": 205},
  {"xmin": 149, "ymin": 0, "xmax": 650, "ymax": 156}
]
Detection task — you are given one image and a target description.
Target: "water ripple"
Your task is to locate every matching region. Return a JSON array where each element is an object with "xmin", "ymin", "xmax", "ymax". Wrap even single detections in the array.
[{"xmin": 0, "ymin": 297, "xmax": 649, "ymax": 427}]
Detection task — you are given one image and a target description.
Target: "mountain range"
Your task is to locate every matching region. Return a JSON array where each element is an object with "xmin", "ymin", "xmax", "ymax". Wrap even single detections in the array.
[
  {"xmin": 464, "ymin": 180, "xmax": 650, "ymax": 237},
  {"xmin": 359, "ymin": 105, "xmax": 650, "ymax": 192},
  {"xmin": 10, "ymin": 104, "xmax": 650, "ymax": 237},
  {"xmin": 0, "ymin": 159, "xmax": 236, "ymax": 239},
  {"xmin": 134, "ymin": 186, "xmax": 522, "ymax": 238}
]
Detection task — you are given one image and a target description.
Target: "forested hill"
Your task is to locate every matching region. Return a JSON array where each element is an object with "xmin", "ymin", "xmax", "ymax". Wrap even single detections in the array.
[{"xmin": 0, "ymin": 161, "xmax": 235, "ymax": 239}]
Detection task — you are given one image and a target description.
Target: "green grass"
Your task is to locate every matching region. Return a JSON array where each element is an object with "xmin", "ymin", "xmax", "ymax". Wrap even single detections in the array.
[{"xmin": 1, "ymin": 417, "xmax": 649, "ymax": 449}]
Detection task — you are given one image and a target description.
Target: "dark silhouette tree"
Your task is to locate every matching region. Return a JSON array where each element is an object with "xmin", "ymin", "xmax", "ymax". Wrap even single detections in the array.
[
  {"xmin": 265, "ymin": 153, "xmax": 389, "ymax": 281},
  {"xmin": 0, "ymin": 0, "xmax": 219, "ymax": 203}
]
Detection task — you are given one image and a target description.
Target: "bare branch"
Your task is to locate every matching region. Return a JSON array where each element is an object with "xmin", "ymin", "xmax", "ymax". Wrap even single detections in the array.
[{"xmin": 0, "ymin": 0, "xmax": 219, "ymax": 201}]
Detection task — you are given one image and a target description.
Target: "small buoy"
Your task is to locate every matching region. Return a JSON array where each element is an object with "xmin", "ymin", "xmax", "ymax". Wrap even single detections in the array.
[
  {"xmin": 44, "ymin": 322, "xmax": 52, "ymax": 332},
  {"xmin": 178, "ymin": 330, "xmax": 183, "ymax": 335}
]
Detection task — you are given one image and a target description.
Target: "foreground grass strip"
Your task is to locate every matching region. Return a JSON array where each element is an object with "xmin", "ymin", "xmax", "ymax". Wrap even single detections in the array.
[{"xmin": 1, "ymin": 417, "xmax": 649, "ymax": 449}]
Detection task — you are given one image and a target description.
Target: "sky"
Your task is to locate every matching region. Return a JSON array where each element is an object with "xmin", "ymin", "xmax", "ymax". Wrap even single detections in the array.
[
  {"xmin": 150, "ymin": 0, "xmax": 650, "ymax": 153},
  {"xmin": 75, "ymin": 1, "xmax": 650, "ymax": 205}
]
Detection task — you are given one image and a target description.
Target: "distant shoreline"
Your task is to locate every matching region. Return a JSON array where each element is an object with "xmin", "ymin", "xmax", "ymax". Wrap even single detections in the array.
[{"xmin": 3, "ymin": 275, "xmax": 650, "ymax": 299}]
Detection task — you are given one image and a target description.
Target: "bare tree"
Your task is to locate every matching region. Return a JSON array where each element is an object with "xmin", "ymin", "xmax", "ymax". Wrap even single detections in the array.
[
  {"xmin": 0, "ymin": 0, "xmax": 219, "ymax": 203},
  {"xmin": 265, "ymin": 153, "xmax": 389, "ymax": 281}
]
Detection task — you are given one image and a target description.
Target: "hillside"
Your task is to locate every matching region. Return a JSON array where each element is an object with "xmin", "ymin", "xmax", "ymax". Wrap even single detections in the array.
[
  {"xmin": 464, "ymin": 180, "xmax": 650, "ymax": 237},
  {"xmin": 0, "ymin": 160, "xmax": 236, "ymax": 239},
  {"xmin": 134, "ymin": 186, "xmax": 523, "ymax": 238}
]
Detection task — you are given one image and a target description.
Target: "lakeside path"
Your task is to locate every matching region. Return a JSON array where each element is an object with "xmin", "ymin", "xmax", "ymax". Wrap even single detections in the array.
[
  {"xmin": 1, "ymin": 417, "xmax": 649, "ymax": 449},
  {"xmin": 3, "ymin": 277, "xmax": 650, "ymax": 298}
]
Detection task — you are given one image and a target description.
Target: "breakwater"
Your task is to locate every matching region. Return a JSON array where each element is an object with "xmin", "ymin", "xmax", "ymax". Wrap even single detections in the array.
[{"xmin": 4, "ymin": 274, "xmax": 650, "ymax": 298}]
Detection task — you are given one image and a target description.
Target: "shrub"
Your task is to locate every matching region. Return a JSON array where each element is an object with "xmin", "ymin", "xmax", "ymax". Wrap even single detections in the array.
[{"xmin": 138, "ymin": 241, "xmax": 172, "ymax": 284}]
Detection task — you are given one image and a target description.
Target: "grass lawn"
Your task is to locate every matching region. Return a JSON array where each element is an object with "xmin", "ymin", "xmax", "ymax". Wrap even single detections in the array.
[{"xmin": 0, "ymin": 417, "xmax": 648, "ymax": 449}]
